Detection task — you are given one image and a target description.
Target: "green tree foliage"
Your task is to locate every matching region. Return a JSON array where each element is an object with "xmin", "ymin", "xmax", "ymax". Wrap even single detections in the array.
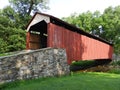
[
  {"xmin": 9, "ymin": 0, "xmax": 49, "ymax": 29},
  {"xmin": 102, "ymin": 6, "xmax": 120, "ymax": 54},
  {"xmin": 0, "ymin": 0, "xmax": 49, "ymax": 54},
  {"xmin": 62, "ymin": 6, "xmax": 120, "ymax": 54},
  {"xmin": 9, "ymin": 0, "xmax": 49, "ymax": 16},
  {"xmin": 0, "ymin": 8, "xmax": 26, "ymax": 53},
  {"xmin": 62, "ymin": 11, "xmax": 102, "ymax": 33},
  {"xmin": 0, "ymin": 20, "xmax": 26, "ymax": 53}
]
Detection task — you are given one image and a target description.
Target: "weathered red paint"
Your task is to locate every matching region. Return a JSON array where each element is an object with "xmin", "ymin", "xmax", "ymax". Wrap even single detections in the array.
[
  {"xmin": 47, "ymin": 23, "xmax": 113, "ymax": 64},
  {"xmin": 26, "ymin": 32, "xmax": 30, "ymax": 49},
  {"xmin": 26, "ymin": 13, "xmax": 113, "ymax": 64}
]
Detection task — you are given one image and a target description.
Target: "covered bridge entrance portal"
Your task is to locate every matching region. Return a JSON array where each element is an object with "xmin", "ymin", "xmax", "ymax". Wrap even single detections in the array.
[{"xmin": 26, "ymin": 20, "xmax": 47, "ymax": 49}]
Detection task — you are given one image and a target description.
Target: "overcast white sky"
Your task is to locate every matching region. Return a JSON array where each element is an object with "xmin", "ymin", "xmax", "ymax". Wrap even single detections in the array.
[{"xmin": 0, "ymin": 0, "xmax": 120, "ymax": 18}]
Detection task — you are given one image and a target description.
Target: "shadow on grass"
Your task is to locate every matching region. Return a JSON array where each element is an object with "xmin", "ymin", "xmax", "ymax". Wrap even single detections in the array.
[{"xmin": 70, "ymin": 59, "xmax": 111, "ymax": 71}]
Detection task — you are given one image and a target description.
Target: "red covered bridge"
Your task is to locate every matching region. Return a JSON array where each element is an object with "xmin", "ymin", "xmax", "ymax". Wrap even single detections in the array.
[{"xmin": 26, "ymin": 12, "xmax": 113, "ymax": 64}]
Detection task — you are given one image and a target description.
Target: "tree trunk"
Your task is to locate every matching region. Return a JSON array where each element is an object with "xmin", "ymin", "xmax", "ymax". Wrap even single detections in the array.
[{"xmin": 28, "ymin": 0, "xmax": 34, "ymax": 15}]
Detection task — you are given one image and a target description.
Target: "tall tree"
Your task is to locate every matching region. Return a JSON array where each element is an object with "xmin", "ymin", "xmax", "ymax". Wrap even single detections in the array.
[
  {"xmin": 102, "ymin": 6, "xmax": 120, "ymax": 54},
  {"xmin": 8, "ymin": 0, "xmax": 49, "ymax": 29},
  {"xmin": 9, "ymin": 0, "xmax": 49, "ymax": 16},
  {"xmin": 0, "ymin": 0, "xmax": 49, "ymax": 53}
]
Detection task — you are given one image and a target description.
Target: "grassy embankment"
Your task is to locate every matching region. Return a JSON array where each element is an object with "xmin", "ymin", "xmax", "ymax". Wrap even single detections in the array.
[{"xmin": 0, "ymin": 72, "xmax": 120, "ymax": 90}]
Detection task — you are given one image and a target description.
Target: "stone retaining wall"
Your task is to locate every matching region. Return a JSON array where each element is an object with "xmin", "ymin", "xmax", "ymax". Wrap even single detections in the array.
[{"xmin": 0, "ymin": 48, "xmax": 70, "ymax": 83}]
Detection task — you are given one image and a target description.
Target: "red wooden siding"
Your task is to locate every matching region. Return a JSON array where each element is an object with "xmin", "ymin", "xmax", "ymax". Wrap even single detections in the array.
[
  {"xmin": 47, "ymin": 23, "xmax": 113, "ymax": 64},
  {"xmin": 26, "ymin": 32, "xmax": 40, "ymax": 49},
  {"xmin": 26, "ymin": 32, "xmax": 30, "ymax": 49}
]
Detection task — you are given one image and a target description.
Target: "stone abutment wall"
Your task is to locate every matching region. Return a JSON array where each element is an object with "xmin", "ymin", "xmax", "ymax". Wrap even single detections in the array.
[{"xmin": 0, "ymin": 48, "xmax": 70, "ymax": 83}]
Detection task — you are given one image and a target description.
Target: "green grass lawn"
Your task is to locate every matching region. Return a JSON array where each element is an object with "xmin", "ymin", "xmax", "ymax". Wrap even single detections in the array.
[{"xmin": 1, "ymin": 72, "xmax": 120, "ymax": 90}]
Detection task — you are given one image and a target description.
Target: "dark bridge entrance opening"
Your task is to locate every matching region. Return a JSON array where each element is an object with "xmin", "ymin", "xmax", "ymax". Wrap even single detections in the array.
[{"xmin": 27, "ymin": 20, "xmax": 47, "ymax": 49}]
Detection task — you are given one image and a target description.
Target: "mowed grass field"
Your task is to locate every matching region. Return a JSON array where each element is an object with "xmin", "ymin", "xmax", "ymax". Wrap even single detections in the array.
[{"xmin": 1, "ymin": 72, "xmax": 120, "ymax": 90}]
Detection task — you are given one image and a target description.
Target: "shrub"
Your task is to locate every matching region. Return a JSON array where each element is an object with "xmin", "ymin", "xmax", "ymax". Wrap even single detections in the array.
[
  {"xmin": 110, "ymin": 60, "xmax": 120, "ymax": 66},
  {"xmin": 70, "ymin": 60, "xmax": 111, "ymax": 71},
  {"xmin": 108, "ymin": 69, "xmax": 120, "ymax": 74},
  {"xmin": 72, "ymin": 60, "xmax": 95, "ymax": 66},
  {"xmin": 70, "ymin": 60, "xmax": 96, "ymax": 71}
]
